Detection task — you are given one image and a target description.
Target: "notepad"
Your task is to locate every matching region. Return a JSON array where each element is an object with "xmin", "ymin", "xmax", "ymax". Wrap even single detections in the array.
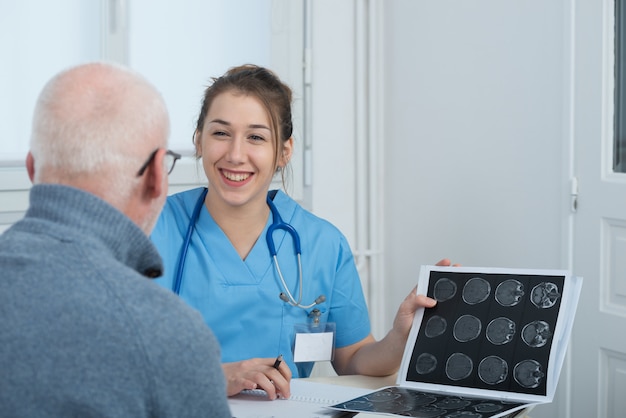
[
  {"xmin": 228, "ymin": 379, "xmax": 371, "ymax": 418},
  {"xmin": 328, "ymin": 265, "xmax": 583, "ymax": 418}
]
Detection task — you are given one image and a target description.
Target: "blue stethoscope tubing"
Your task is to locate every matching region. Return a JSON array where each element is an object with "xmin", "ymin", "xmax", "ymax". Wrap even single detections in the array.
[
  {"xmin": 173, "ymin": 187, "xmax": 208, "ymax": 295},
  {"xmin": 172, "ymin": 188, "xmax": 324, "ymax": 309}
]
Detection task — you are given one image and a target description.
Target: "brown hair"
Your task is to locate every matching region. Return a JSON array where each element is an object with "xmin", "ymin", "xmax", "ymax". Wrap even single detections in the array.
[{"xmin": 193, "ymin": 64, "xmax": 293, "ymax": 173}]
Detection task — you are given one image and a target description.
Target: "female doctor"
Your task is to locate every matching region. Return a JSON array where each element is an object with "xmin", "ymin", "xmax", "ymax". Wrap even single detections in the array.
[{"xmin": 150, "ymin": 64, "xmax": 448, "ymax": 399}]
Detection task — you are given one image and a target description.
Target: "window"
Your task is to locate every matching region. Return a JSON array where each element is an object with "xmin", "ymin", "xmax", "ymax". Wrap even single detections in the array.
[
  {"xmin": 0, "ymin": 0, "xmax": 101, "ymax": 164},
  {"xmin": 0, "ymin": 0, "xmax": 304, "ymax": 199},
  {"xmin": 0, "ymin": 0, "xmax": 287, "ymax": 159},
  {"xmin": 127, "ymin": 0, "xmax": 275, "ymax": 154}
]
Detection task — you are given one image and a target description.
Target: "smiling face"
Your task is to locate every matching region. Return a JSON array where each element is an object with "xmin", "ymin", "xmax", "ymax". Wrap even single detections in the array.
[{"xmin": 196, "ymin": 90, "xmax": 292, "ymax": 211}]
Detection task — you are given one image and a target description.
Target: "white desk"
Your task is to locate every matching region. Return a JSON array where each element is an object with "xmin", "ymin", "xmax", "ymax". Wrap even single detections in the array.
[
  {"xmin": 229, "ymin": 374, "xmax": 532, "ymax": 418},
  {"xmin": 303, "ymin": 374, "xmax": 398, "ymax": 417}
]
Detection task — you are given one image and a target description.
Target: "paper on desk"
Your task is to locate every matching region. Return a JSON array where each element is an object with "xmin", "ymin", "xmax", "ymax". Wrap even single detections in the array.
[{"xmin": 229, "ymin": 379, "xmax": 371, "ymax": 418}]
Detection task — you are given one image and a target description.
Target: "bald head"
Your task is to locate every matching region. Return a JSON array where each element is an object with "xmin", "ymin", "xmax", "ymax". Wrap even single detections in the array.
[
  {"xmin": 27, "ymin": 62, "xmax": 171, "ymax": 232},
  {"xmin": 30, "ymin": 62, "xmax": 169, "ymax": 187}
]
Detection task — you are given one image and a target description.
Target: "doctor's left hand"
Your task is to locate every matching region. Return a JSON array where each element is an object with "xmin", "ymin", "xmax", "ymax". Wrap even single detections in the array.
[
  {"xmin": 222, "ymin": 358, "xmax": 292, "ymax": 399},
  {"xmin": 392, "ymin": 258, "xmax": 459, "ymax": 339}
]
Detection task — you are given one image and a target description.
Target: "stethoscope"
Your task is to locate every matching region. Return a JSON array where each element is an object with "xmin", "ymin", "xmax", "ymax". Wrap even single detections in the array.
[{"xmin": 173, "ymin": 188, "xmax": 325, "ymax": 309}]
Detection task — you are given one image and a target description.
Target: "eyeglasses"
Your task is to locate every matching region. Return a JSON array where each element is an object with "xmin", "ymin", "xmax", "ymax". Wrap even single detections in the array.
[{"xmin": 136, "ymin": 149, "xmax": 181, "ymax": 177}]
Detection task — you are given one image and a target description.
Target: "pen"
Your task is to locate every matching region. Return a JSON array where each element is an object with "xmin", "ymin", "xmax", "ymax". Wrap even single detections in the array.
[{"xmin": 273, "ymin": 354, "xmax": 283, "ymax": 370}]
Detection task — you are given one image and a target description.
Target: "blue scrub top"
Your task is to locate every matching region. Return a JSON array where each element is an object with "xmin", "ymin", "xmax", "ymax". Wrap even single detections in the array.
[{"xmin": 150, "ymin": 187, "xmax": 371, "ymax": 378}]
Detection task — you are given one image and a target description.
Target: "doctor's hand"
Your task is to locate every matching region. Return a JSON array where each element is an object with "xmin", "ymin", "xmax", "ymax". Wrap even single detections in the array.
[
  {"xmin": 391, "ymin": 258, "xmax": 459, "ymax": 339},
  {"xmin": 391, "ymin": 286, "xmax": 437, "ymax": 342},
  {"xmin": 336, "ymin": 258, "xmax": 460, "ymax": 377},
  {"xmin": 392, "ymin": 258, "xmax": 459, "ymax": 342},
  {"xmin": 222, "ymin": 358, "xmax": 292, "ymax": 400},
  {"xmin": 435, "ymin": 258, "xmax": 460, "ymax": 267}
]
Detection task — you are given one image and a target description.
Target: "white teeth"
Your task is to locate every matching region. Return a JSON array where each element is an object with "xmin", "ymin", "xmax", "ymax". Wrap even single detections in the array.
[{"xmin": 223, "ymin": 171, "xmax": 250, "ymax": 182}]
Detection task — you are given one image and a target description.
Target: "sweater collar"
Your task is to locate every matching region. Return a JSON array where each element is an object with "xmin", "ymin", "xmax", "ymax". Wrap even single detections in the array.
[{"xmin": 26, "ymin": 184, "xmax": 163, "ymax": 279}]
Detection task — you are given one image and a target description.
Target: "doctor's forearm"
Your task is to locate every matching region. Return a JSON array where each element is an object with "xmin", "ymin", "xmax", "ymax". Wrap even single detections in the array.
[{"xmin": 340, "ymin": 329, "xmax": 407, "ymax": 376}]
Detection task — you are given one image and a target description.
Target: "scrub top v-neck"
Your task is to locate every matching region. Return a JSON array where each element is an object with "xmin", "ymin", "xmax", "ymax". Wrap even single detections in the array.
[{"xmin": 151, "ymin": 187, "xmax": 371, "ymax": 378}]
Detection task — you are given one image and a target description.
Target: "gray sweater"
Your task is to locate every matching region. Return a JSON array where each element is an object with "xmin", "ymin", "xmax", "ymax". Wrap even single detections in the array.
[{"xmin": 0, "ymin": 185, "xmax": 231, "ymax": 417}]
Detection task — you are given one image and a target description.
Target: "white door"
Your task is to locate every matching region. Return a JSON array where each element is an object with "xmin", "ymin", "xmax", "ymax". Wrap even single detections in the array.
[{"xmin": 571, "ymin": 1, "xmax": 626, "ymax": 417}]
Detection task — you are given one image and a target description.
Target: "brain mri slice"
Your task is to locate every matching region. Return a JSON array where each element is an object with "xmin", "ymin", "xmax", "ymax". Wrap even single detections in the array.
[
  {"xmin": 530, "ymin": 282, "xmax": 561, "ymax": 308},
  {"xmin": 425, "ymin": 315, "xmax": 448, "ymax": 338},
  {"xmin": 415, "ymin": 353, "xmax": 438, "ymax": 375},
  {"xmin": 462, "ymin": 277, "xmax": 491, "ymax": 305},
  {"xmin": 445, "ymin": 353, "xmax": 473, "ymax": 381},
  {"xmin": 477, "ymin": 355, "xmax": 508, "ymax": 385},
  {"xmin": 495, "ymin": 279, "xmax": 524, "ymax": 307},
  {"xmin": 521, "ymin": 320, "xmax": 552, "ymax": 348},
  {"xmin": 434, "ymin": 278, "xmax": 457, "ymax": 302},
  {"xmin": 485, "ymin": 317, "xmax": 516, "ymax": 345},
  {"xmin": 513, "ymin": 359, "xmax": 545, "ymax": 388},
  {"xmin": 453, "ymin": 315, "xmax": 482, "ymax": 342}
]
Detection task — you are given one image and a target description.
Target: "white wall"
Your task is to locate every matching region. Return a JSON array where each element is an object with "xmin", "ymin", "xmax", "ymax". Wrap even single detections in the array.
[
  {"xmin": 383, "ymin": 0, "xmax": 567, "ymax": 313},
  {"xmin": 308, "ymin": 1, "xmax": 570, "ymax": 416},
  {"xmin": 308, "ymin": 0, "xmax": 568, "ymax": 318},
  {"xmin": 0, "ymin": 0, "xmax": 101, "ymax": 163},
  {"xmin": 308, "ymin": 1, "xmax": 358, "ymax": 240},
  {"xmin": 384, "ymin": 5, "xmax": 568, "ymax": 416},
  {"xmin": 382, "ymin": 3, "xmax": 568, "ymax": 417}
]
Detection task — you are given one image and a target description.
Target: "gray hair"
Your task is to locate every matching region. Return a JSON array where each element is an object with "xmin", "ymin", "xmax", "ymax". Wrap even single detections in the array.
[{"xmin": 29, "ymin": 62, "xmax": 170, "ymax": 199}]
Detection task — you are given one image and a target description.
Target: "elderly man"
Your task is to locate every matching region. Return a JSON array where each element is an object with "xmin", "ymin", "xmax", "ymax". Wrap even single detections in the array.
[{"xmin": 0, "ymin": 62, "xmax": 231, "ymax": 417}]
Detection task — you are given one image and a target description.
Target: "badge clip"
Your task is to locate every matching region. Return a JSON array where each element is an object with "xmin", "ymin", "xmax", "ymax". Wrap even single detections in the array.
[{"xmin": 308, "ymin": 308, "xmax": 322, "ymax": 326}]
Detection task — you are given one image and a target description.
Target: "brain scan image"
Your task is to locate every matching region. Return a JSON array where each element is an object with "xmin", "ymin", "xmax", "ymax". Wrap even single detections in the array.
[
  {"xmin": 425, "ymin": 315, "xmax": 448, "ymax": 338},
  {"xmin": 443, "ymin": 412, "xmax": 482, "ymax": 418},
  {"xmin": 513, "ymin": 359, "xmax": 545, "ymax": 388},
  {"xmin": 494, "ymin": 279, "xmax": 525, "ymax": 307},
  {"xmin": 462, "ymin": 277, "xmax": 491, "ymax": 304},
  {"xmin": 433, "ymin": 397, "xmax": 471, "ymax": 410},
  {"xmin": 445, "ymin": 353, "xmax": 473, "ymax": 381},
  {"xmin": 434, "ymin": 278, "xmax": 457, "ymax": 302},
  {"xmin": 361, "ymin": 398, "xmax": 411, "ymax": 414},
  {"xmin": 396, "ymin": 388, "xmax": 437, "ymax": 407},
  {"xmin": 337, "ymin": 388, "xmax": 447, "ymax": 417},
  {"xmin": 411, "ymin": 406, "xmax": 447, "ymax": 417},
  {"xmin": 521, "ymin": 320, "xmax": 552, "ymax": 348},
  {"xmin": 477, "ymin": 355, "xmax": 508, "ymax": 385},
  {"xmin": 341, "ymin": 399, "xmax": 375, "ymax": 411},
  {"xmin": 366, "ymin": 390, "xmax": 402, "ymax": 402},
  {"xmin": 473, "ymin": 403, "xmax": 503, "ymax": 413},
  {"xmin": 485, "ymin": 317, "xmax": 516, "ymax": 345},
  {"xmin": 453, "ymin": 315, "xmax": 482, "ymax": 342},
  {"xmin": 415, "ymin": 353, "xmax": 438, "ymax": 375},
  {"xmin": 530, "ymin": 282, "xmax": 561, "ymax": 308}
]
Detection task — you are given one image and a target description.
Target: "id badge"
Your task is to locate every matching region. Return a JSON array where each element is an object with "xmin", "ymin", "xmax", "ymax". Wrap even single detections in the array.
[{"xmin": 292, "ymin": 309, "xmax": 336, "ymax": 363}]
